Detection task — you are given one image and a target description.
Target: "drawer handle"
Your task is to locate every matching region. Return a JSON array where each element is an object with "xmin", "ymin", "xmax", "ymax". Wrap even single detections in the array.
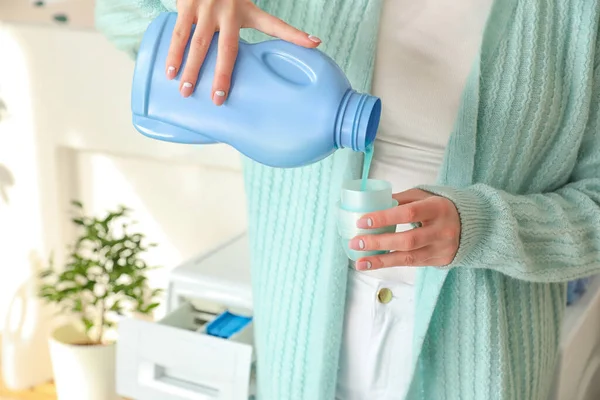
[{"xmin": 139, "ymin": 363, "xmax": 219, "ymax": 399}]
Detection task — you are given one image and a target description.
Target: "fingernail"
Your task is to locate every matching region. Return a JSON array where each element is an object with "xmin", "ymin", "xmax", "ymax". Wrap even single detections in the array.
[
  {"xmin": 356, "ymin": 260, "xmax": 372, "ymax": 270},
  {"xmin": 181, "ymin": 82, "xmax": 193, "ymax": 97},
  {"xmin": 166, "ymin": 66, "xmax": 176, "ymax": 79},
  {"xmin": 357, "ymin": 218, "xmax": 373, "ymax": 229},
  {"xmin": 350, "ymin": 238, "xmax": 365, "ymax": 250},
  {"xmin": 213, "ymin": 90, "xmax": 226, "ymax": 105},
  {"xmin": 308, "ymin": 35, "xmax": 321, "ymax": 44}
]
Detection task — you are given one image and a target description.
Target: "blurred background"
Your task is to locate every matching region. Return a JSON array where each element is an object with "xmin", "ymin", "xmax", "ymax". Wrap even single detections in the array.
[
  {"xmin": 0, "ymin": 2, "xmax": 249, "ymax": 398},
  {"xmin": 0, "ymin": 0, "xmax": 246, "ymax": 400},
  {"xmin": 0, "ymin": 0, "xmax": 248, "ymax": 324}
]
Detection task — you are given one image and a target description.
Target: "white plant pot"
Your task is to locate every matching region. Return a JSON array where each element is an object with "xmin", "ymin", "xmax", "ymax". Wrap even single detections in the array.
[{"xmin": 48, "ymin": 325, "xmax": 118, "ymax": 400}]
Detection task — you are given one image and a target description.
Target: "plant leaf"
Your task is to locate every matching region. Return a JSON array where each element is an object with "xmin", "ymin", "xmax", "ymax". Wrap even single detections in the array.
[
  {"xmin": 82, "ymin": 317, "xmax": 94, "ymax": 333},
  {"xmin": 39, "ymin": 201, "xmax": 163, "ymax": 324},
  {"xmin": 140, "ymin": 302, "xmax": 160, "ymax": 314},
  {"xmin": 71, "ymin": 217, "xmax": 85, "ymax": 226},
  {"xmin": 39, "ymin": 269, "xmax": 53, "ymax": 278}
]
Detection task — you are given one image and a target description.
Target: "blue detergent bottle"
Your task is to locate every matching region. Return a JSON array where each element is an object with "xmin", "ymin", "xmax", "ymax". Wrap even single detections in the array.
[{"xmin": 132, "ymin": 12, "xmax": 382, "ymax": 168}]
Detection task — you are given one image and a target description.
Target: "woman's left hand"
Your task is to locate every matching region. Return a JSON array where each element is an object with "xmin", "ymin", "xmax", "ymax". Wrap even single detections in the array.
[{"xmin": 350, "ymin": 189, "xmax": 461, "ymax": 271}]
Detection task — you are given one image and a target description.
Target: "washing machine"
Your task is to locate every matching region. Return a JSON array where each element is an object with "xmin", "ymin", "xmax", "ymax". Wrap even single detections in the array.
[{"xmin": 550, "ymin": 276, "xmax": 600, "ymax": 400}]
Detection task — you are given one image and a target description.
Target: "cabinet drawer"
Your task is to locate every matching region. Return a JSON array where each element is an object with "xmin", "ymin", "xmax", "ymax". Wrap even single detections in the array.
[{"xmin": 117, "ymin": 302, "xmax": 254, "ymax": 400}]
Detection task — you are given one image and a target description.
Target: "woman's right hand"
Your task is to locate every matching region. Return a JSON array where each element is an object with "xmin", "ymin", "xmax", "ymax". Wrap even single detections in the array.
[{"xmin": 166, "ymin": 0, "xmax": 322, "ymax": 106}]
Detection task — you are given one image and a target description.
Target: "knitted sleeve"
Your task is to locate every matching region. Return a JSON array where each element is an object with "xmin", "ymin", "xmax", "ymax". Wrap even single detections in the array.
[
  {"xmin": 421, "ymin": 68, "xmax": 600, "ymax": 284},
  {"xmin": 94, "ymin": 0, "xmax": 175, "ymax": 58}
]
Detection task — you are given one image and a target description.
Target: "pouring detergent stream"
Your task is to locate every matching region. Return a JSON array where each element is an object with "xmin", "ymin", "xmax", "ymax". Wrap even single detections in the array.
[
  {"xmin": 361, "ymin": 144, "xmax": 375, "ymax": 191},
  {"xmin": 130, "ymin": 12, "xmax": 382, "ymax": 168}
]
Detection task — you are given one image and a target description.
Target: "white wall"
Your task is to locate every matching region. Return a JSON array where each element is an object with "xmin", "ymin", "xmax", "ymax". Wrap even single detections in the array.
[
  {"xmin": 0, "ymin": 21, "xmax": 247, "ymax": 327},
  {"xmin": 0, "ymin": 0, "xmax": 95, "ymax": 30}
]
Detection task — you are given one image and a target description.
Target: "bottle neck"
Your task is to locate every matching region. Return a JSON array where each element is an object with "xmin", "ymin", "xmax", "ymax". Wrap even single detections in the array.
[{"xmin": 334, "ymin": 90, "xmax": 381, "ymax": 151}]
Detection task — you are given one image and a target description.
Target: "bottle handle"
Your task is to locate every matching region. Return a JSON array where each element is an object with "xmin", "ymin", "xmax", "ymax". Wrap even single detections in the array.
[
  {"xmin": 251, "ymin": 39, "xmax": 313, "ymax": 58},
  {"xmin": 250, "ymin": 39, "xmax": 318, "ymax": 86}
]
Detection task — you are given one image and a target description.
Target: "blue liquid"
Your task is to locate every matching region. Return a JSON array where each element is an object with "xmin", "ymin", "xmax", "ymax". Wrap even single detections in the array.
[{"xmin": 361, "ymin": 144, "xmax": 374, "ymax": 191}]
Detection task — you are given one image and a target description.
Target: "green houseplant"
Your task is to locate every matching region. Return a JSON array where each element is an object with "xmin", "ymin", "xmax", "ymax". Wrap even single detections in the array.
[{"xmin": 38, "ymin": 200, "xmax": 162, "ymax": 400}]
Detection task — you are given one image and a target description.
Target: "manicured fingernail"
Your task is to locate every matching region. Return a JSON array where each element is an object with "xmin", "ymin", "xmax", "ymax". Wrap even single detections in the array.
[
  {"xmin": 181, "ymin": 82, "xmax": 193, "ymax": 97},
  {"xmin": 357, "ymin": 218, "xmax": 373, "ymax": 229},
  {"xmin": 213, "ymin": 90, "xmax": 226, "ymax": 106},
  {"xmin": 350, "ymin": 238, "xmax": 365, "ymax": 250},
  {"xmin": 166, "ymin": 66, "xmax": 176, "ymax": 79},
  {"xmin": 356, "ymin": 260, "xmax": 372, "ymax": 270},
  {"xmin": 308, "ymin": 35, "xmax": 321, "ymax": 44}
]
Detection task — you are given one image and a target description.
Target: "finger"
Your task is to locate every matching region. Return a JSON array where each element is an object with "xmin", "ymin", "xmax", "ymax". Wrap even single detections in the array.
[
  {"xmin": 247, "ymin": 8, "xmax": 321, "ymax": 48},
  {"xmin": 355, "ymin": 246, "xmax": 454, "ymax": 270},
  {"xmin": 349, "ymin": 226, "xmax": 438, "ymax": 252},
  {"xmin": 212, "ymin": 24, "xmax": 239, "ymax": 105},
  {"xmin": 166, "ymin": 10, "xmax": 195, "ymax": 80},
  {"xmin": 357, "ymin": 197, "xmax": 441, "ymax": 229},
  {"xmin": 392, "ymin": 189, "xmax": 432, "ymax": 205},
  {"xmin": 180, "ymin": 16, "xmax": 215, "ymax": 97}
]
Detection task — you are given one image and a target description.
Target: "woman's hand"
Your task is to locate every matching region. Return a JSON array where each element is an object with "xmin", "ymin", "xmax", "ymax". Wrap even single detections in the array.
[
  {"xmin": 350, "ymin": 189, "xmax": 461, "ymax": 270},
  {"xmin": 166, "ymin": 0, "xmax": 322, "ymax": 105}
]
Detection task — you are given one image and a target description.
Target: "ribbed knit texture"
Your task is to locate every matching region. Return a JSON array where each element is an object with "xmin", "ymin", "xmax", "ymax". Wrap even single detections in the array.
[
  {"xmin": 410, "ymin": 1, "xmax": 600, "ymax": 399},
  {"xmin": 95, "ymin": 0, "xmax": 600, "ymax": 399}
]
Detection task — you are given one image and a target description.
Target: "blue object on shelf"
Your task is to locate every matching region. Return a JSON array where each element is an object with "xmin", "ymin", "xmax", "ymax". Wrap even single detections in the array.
[
  {"xmin": 205, "ymin": 311, "xmax": 252, "ymax": 339},
  {"xmin": 567, "ymin": 277, "xmax": 592, "ymax": 306}
]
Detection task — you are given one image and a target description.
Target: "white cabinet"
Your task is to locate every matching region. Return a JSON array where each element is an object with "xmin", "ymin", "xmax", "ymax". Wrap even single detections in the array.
[
  {"xmin": 117, "ymin": 234, "xmax": 255, "ymax": 400},
  {"xmin": 118, "ymin": 303, "xmax": 254, "ymax": 400}
]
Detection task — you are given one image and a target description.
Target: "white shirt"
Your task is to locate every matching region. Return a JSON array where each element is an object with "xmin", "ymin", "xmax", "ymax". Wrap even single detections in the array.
[
  {"xmin": 365, "ymin": 0, "xmax": 492, "ymax": 284},
  {"xmin": 337, "ymin": 1, "xmax": 492, "ymax": 399}
]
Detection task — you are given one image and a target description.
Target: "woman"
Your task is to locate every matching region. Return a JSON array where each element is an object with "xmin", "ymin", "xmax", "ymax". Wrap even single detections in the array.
[{"xmin": 96, "ymin": 0, "xmax": 600, "ymax": 399}]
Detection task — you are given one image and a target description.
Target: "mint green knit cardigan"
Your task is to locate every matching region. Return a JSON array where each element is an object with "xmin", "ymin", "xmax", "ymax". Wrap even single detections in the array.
[{"xmin": 96, "ymin": 0, "xmax": 600, "ymax": 399}]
